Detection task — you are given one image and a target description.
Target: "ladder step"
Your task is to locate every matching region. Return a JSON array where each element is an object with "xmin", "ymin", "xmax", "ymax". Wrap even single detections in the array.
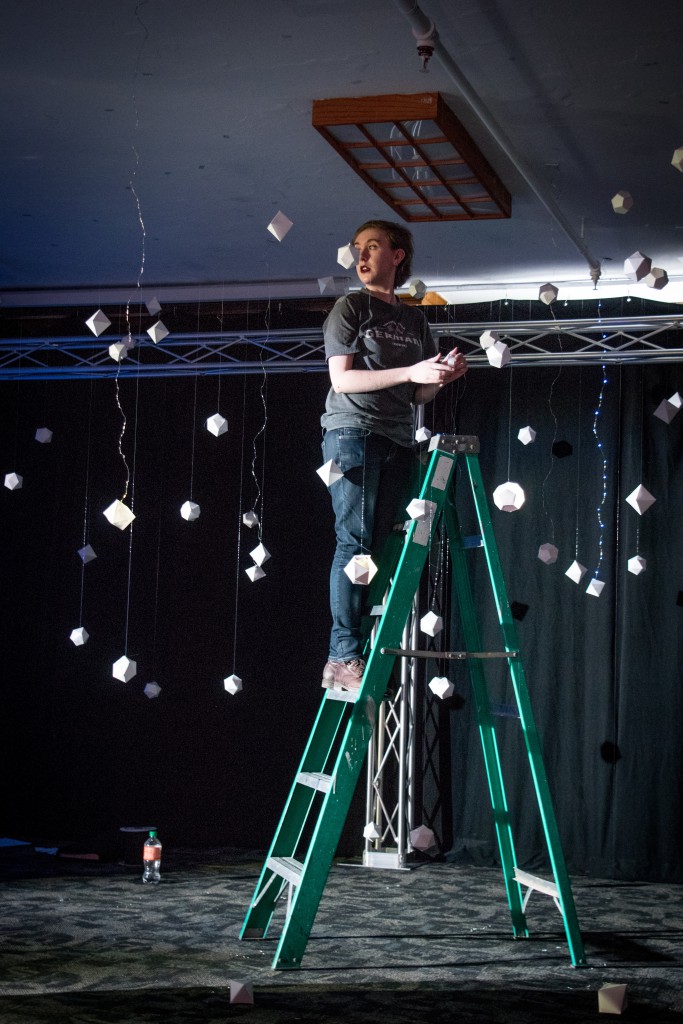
[
  {"xmin": 514, "ymin": 868, "xmax": 559, "ymax": 900},
  {"xmin": 324, "ymin": 686, "xmax": 359, "ymax": 703},
  {"xmin": 297, "ymin": 771, "xmax": 333, "ymax": 794},
  {"xmin": 267, "ymin": 856, "xmax": 303, "ymax": 887}
]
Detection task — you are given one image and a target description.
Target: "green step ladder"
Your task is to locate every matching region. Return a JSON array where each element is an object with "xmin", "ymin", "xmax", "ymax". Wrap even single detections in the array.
[{"xmin": 239, "ymin": 434, "xmax": 585, "ymax": 970}]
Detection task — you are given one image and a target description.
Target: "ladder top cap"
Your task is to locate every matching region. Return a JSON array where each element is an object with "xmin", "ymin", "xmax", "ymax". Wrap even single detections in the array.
[{"xmin": 428, "ymin": 434, "xmax": 480, "ymax": 454}]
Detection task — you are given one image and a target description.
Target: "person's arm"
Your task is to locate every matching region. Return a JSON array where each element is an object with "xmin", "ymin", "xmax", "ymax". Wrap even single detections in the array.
[{"xmin": 329, "ymin": 351, "xmax": 462, "ymax": 395}]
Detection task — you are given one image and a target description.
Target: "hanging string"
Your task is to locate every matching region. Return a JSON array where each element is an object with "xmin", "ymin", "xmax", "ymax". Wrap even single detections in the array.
[
  {"xmin": 78, "ymin": 380, "xmax": 95, "ymax": 626},
  {"xmin": 250, "ymin": 298, "xmax": 270, "ymax": 541},
  {"xmin": 574, "ymin": 370, "xmax": 583, "ymax": 557},
  {"xmin": 189, "ymin": 370, "xmax": 199, "ymax": 501},
  {"xmin": 637, "ymin": 367, "xmax": 644, "ymax": 552},
  {"xmin": 591, "ymin": 302, "xmax": 609, "ymax": 580},
  {"xmin": 150, "ymin": 379, "xmax": 167, "ymax": 677},
  {"xmin": 233, "ymin": 343, "xmax": 250, "ymax": 672},
  {"xmin": 506, "ymin": 364, "xmax": 513, "ymax": 481},
  {"xmin": 123, "ymin": 362, "xmax": 142, "ymax": 654},
  {"xmin": 540, "ymin": 305, "xmax": 563, "ymax": 543}
]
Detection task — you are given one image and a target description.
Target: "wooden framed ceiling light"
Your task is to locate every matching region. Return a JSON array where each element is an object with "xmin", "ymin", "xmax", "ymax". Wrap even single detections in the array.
[{"xmin": 312, "ymin": 92, "xmax": 511, "ymax": 223}]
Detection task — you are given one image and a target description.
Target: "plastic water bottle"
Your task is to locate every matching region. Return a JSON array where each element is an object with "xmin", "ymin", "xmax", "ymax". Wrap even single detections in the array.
[{"xmin": 142, "ymin": 830, "xmax": 162, "ymax": 884}]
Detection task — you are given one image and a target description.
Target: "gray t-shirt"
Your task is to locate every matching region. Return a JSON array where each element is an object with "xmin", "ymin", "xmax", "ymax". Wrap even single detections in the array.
[{"xmin": 320, "ymin": 289, "xmax": 437, "ymax": 447}]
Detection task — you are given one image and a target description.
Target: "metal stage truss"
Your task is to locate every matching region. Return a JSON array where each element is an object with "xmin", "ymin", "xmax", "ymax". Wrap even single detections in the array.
[{"xmin": 1, "ymin": 313, "xmax": 682, "ymax": 380}]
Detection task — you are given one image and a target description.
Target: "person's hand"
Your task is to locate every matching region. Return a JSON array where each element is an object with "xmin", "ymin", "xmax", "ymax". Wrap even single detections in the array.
[{"xmin": 409, "ymin": 348, "xmax": 468, "ymax": 386}]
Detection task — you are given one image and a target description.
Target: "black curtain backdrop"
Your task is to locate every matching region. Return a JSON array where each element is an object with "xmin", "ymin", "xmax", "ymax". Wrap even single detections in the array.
[{"xmin": 1, "ymin": 356, "xmax": 681, "ymax": 880}]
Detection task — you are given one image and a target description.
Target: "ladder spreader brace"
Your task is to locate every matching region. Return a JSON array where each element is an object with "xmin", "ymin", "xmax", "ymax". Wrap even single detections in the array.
[{"xmin": 239, "ymin": 434, "xmax": 586, "ymax": 970}]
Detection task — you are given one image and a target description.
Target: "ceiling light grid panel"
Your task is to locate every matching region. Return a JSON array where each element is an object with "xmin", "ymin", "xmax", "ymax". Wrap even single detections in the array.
[{"xmin": 312, "ymin": 92, "xmax": 511, "ymax": 223}]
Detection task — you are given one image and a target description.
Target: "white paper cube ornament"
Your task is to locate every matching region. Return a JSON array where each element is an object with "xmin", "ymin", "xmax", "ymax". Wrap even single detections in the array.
[
  {"xmin": 224, "ymin": 674, "xmax": 243, "ymax": 695},
  {"xmin": 628, "ymin": 555, "xmax": 647, "ymax": 575},
  {"xmin": 406, "ymin": 497, "xmax": 437, "ymax": 521},
  {"xmin": 410, "ymin": 824, "xmax": 436, "ymax": 852},
  {"xmin": 85, "ymin": 309, "xmax": 111, "ymax": 336},
  {"xmin": 245, "ymin": 564, "xmax": 266, "ymax": 582},
  {"xmin": 144, "ymin": 681, "xmax": 161, "ymax": 699},
  {"xmin": 112, "ymin": 655, "xmax": 137, "ymax": 682},
  {"xmin": 180, "ymin": 500, "xmax": 201, "ymax": 521},
  {"xmin": 147, "ymin": 320, "xmax": 169, "ymax": 344},
  {"xmin": 363, "ymin": 821, "xmax": 381, "ymax": 841},
  {"xmin": 344, "ymin": 554, "xmax": 378, "ymax": 586},
  {"xmin": 518, "ymin": 425, "xmax": 536, "ymax": 445},
  {"xmin": 420, "ymin": 611, "xmax": 444, "ymax": 637},
  {"xmin": 250, "ymin": 543, "xmax": 271, "ymax": 566},
  {"xmin": 486, "ymin": 340, "xmax": 511, "ymax": 368},
  {"xmin": 267, "ymin": 210, "xmax": 293, "ymax": 241},
  {"xmin": 415, "ymin": 426, "xmax": 432, "ymax": 443},
  {"xmin": 624, "ymin": 251, "xmax": 651, "ymax": 282},
  {"xmin": 103, "ymin": 499, "xmax": 136, "ymax": 530},
  {"xmin": 429, "ymin": 676, "xmax": 454, "ymax": 700},
  {"xmin": 35, "ymin": 427, "xmax": 53, "ymax": 444},
  {"xmin": 70, "ymin": 626, "xmax": 89, "ymax": 646},
  {"xmin": 4, "ymin": 472, "xmax": 23, "ymax": 491},
  {"xmin": 538, "ymin": 542, "xmax": 559, "ymax": 565},
  {"xmin": 493, "ymin": 481, "xmax": 525, "ymax": 511},
  {"xmin": 611, "ymin": 190, "xmax": 633, "ymax": 214},
  {"xmin": 586, "ymin": 578, "xmax": 605, "ymax": 597},
  {"xmin": 242, "ymin": 510, "xmax": 259, "ymax": 528},
  {"xmin": 565, "ymin": 560, "xmax": 587, "ymax": 584},
  {"xmin": 625, "ymin": 484, "xmax": 656, "ymax": 515},
  {"xmin": 206, "ymin": 413, "xmax": 228, "ymax": 437},
  {"xmin": 316, "ymin": 459, "xmax": 344, "ymax": 486},
  {"xmin": 539, "ymin": 282, "xmax": 559, "ymax": 305},
  {"xmin": 337, "ymin": 243, "xmax": 357, "ymax": 269},
  {"xmin": 77, "ymin": 543, "xmax": 97, "ymax": 563}
]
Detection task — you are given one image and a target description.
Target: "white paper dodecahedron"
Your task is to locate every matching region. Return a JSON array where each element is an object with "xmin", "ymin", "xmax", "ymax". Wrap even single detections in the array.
[
  {"xmin": 410, "ymin": 824, "xmax": 436, "ymax": 852},
  {"xmin": 147, "ymin": 320, "xmax": 169, "ymax": 344},
  {"xmin": 406, "ymin": 497, "xmax": 437, "ymax": 521},
  {"xmin": 267, "ymin": 210, "xmax": 293, "ymax": 241},
  {"xmin": 245, "ymin": 564, "xmax": 266, "ymax": 582},
  {"xmin": 429, "ymin": 676, "xmax": 454, "ymax": 700},
  {"xmin": 337, "ymin": 243, "xmax": 357, "ymax": 269},
  {"xmin": 414, "ymin": 426, "xmax": 432, "ymax": 443},
  {"xmin": 224, "ymin": 673, "xmax": 243, "ymax": 695},
  {"xmin": 493, "ymin": 481, "xmax": 525, "ymax": 512},
  {"xmin": 112, "ymin": 655, "xmax": 137, "ymax": 682},
  {"xmin": 4, "ymin": 472, "xmax": 23, "ymax": 491},
  {"xmin": 108, "ymin": 341, "xmax": 128, "ymax": 362},
  {"xmin": 611, "ymin": 190, "xmax": 633, "ymax": 214},
  {"xmin": 565, "ymin": 560, "xmax": 587, "ymax": 584},
  {"xmin": 518, "ymin": 425, "xmax": 537, "ymax": 445},
  {"xmin": 420, "ymin": 611, "xmax": 444, "ymax": 637},
  {"xmin": 671, "ymin": 147, "xmax": 683, "ymax": 173},
  {"xmin": 625, "ymin": 484, "xmax": 656, "ymax": 515},
  {"xmin": 180, "ymin": 500, "xmax": 201, "ymax": 521},
  {"xmin": 653, "ymin": 392, "xmax": 682, "ymax": 423},
  {"xmin": 103, "ymin": 499, "xmax": 136, "ymax": 530},
  {"xmin": 628, "ymin": 555, "xmax": 647, "ymax": 575},
  {"xmin": 624, "ymin": 250, "xmax": 651, "ymax": 282},
  {"xmin": 77, "ymin": 543, "xmax": 97, "ymax": 563},
  {"xmin": 486, "ymin": 340, "xmax": 511, "ymax": 368},
  {"xmin": 586, "ymin": 578, "xmax": 605, "ymax": 597},
  {"xmin": 144, "ymin": 681, "xmax": 162, "ymax": 699},
  {"xmin": 643, "ymin": 267, "xmax": 668, "ymax": 290},
  {"xmin": 206, "ymin": 412, "xmax": 228, "ymax": 437},
  {"xmin": 85, "ymin": 309, "xmax": 111, "ymax": 336},
  {"xmin": 316, "ymin": 459, "xmax": 344, "ymax": 486},
  {"xmin": 408, "ymin": 279, "xmax": 426, "ymax": 299},
  {"xmin": 145, "ymin": 296, "xmax": 162, "ymax": 316},
  {"xmin": 229, "ymin": 980, "xmax": 254, "ymax": 1005},
  {"xmin": 250, "ymin": 543, "xmax": 271, "ymax": 566},
  {"xmin": 539, "ymin": 282, "xmax": 559, "ymax": 305},
  {"xmin": 344, "ymin": 554, "xmax": 378, "ymax": 586},
  {"xmin": 70, "ymin": 626, "xmax": 89, "ymax": 646},
  {"xmin": 538, "ymin": 542, "xmax": 559, "ymax": 565},
  {"xmin": 479, "ymin": 329, "xmax": 500, "ymax": 349},
  {"xmin": 35, "ymin": 427, "xmax": 53, "ymax": 444},
  {"xmin": 242, "ymin": 510, "xmax": 259, "ymax": 528},
  {"xmin": 363, "ymin": 821, "xmax": 381, "ymax": 841}
]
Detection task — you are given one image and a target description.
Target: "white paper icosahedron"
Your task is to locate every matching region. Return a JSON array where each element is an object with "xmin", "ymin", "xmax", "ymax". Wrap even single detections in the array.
[
  {"xmin": 643, "ymin": 267, "xmax": 668, "ymax": 290},
  {"xmin": 85, "ymin": 309, "xmax": 111, "ymax": 336},
  {"xmin": 242, "ymin": 510, "xmax": 259, "ymax": 528},
  {"xmin": 147, "ymin": 320, "xmax": 169, "ymax": 344},
  {"xmin": 144, "ymin": 681, "xmax": 162, "ymax": 699},
  {"xmin": 624, "ymin": 250, "xmax": 651, "ymax": 282},
  {"xmin": 70, "ymin": 626, "xmax": 89, "ymax": 646},
  {"xmin": 77, "ymin": 543, "xmax": 97, "ymax": 563},
  {"xmin": 267, "ymin": 210, "xmax": 293, "ymax": 241},
  {"xmin": 112, "ymin": 655, "xmax": 137, "ymax": 682},
  {"xmin": 103, "ymin": 499, "xmax": 136, "ymax": 530},
  {"xmin": 420, "ymin": 611, "xmax": 443, "ymax": 637},
  {"xmin": 625, "ymin": 484, "xmax": 656, "ymax": 515},
  {"xmin": 429, "ymin": 676, "xmax": 454, "ymax": 700},
  {"xmin": 344, "ymin": 554, "xmax": 378, "ymax": 586},
  {"xmin": 518, "ymin": 425, "xmax": 536, "ymax": 445},
  {"xmin": 206, "ymin": 412, "xmax": 228, "ymax": 437},
  {"xmin": 145, "ymin": 296, "xmax": 162, "ymax": 316},
  {"xmin": 109, "ymin": 341, "xmax": 128, "ymax": 362},
  {"xmin": 653, "ymin": 392, "xmax": 682, "ymax": 423},
  {"xmin": 229, "ymin": 980, "xmax": 254, "ymax": 1005},
  {"xmin": 611, "ymin": 190, "xmax": 633, "ymax": 214},
  {"xmin": 493, "ymin": 481, "xmax": 525, "ymax": 512},
  {"xmin": 671, "ymin": 147, "xmax": 683, "ymax": 173},
  {"xmin": 410, "ymin": 824, "xmax": 436, "ymax": 852},
  {"xmin": 479, "ymin": 329, "xmax": 500, "ymax": 349},
  {"xmin": 406, "ymin": 497, "xmax": 437, "ymax": 521},
  {"xmin": 224, "ymin": 674, "xmax": 243, "ymax": 695},
  {"xmin": 486, "ymin": 340, "xmax": 511, "ymax": 368},
  {"xmin": 245, "ymin": 564, "xmax": 266, "ymax": 582},
  {"xmin": 538, "ymin": 542, "xmax": 559, "ymax": 565},
  {"xmin": 414, "ymin": 426, "xmax": 432, "ymax": 443},
  {"xmin": 250, "ymin": 543, "xmax": 271, "ymax": 566},
  {"xmin": 586, "ymin": 578, "xmax": 605, "ymax": 597},
  {"xmin": 337, "ymin": 243, "xmax": 357, "ymax": 269},
  {"xmin": 565, "ymin": 560, "xmax": 587, "ymax": 584},
  {"xmin": 363, "ymin": 821, "xmax": 381, "ymax": 841},
  {"xmin": 4, "ymin": 472, "xmax": 23, "ymax": 491},
  {"xmin": 408, "ymin": 279, "xmax": 426, "ymax": 299},
  {"xmin": 628, "ymin": 555, "xmax": 647, "ymax": 575},
  {"xmin": 35, "ymin": 427, "xmax": 53, "ymax": 444},
  {"xmin": 539, "ymin": 282, "xmax": 559, "ymax": 305},
  {"xmin": 180, "ymin": 500, "xmax": 201, "ymax": 521},
  {"xmin": 316, "ymin": 459, "xmax": 344, "ymax": 486}
]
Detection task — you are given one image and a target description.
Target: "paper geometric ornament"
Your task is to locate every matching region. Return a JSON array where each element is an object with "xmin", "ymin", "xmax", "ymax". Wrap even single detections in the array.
[
  {"xmin": 653, "ymin": 392, "xmax": 682, "ymax": 423},
  {"xmin": 565, "ymin": 560, "xmax": 587, "ymax": 584},
  {"xmin": 414, "ymin": 426, "xmax": 432, "ymax": 443},
  {"xmin": 624, "ymin": 250, "xmax": 651, "ymax": 282},
  {"xmin": 242, "ymin": 510, "xmax": 259, "ymax": 528},
  {"xmin": 85, "ymin": 309, "xmax": 111, "ymax": 336},
  {"xmin": 337, "ymin": 243, "xmax": 358, "ymax": 269},
  {"xmin": 598, "ymin": 982, "xmax": 628, "ymax": 1015},
  {"xmin": 35, "ymin": 427, "xmax": 53, "ymax": 444},
  {"xmin": 147, "ymin": 320, "xmax": 169, "ymax": 344},
  {"xmin": 363, "ymin": 821, "xmax": 381, "ymax": 841},
  {"xmin": 406, "ymin": 497, "xmax": 437, "ymax": 521},
  {"xmin": 245, "ymin": 564, "xmax": 266, "ymax": 582},
  {"xmin": 486, "ymin": 340, "xmax": 511, "ymax": 368},
  {"xmin": 492, "ymin": 481, "xmax": 525, "ymax": 512},
  {"xmin": 267, "ymin": 210, "xmax": 293, "ymax": 241},
  {"xmin": 121, "ymin": 333, "xmax": 136, "ymax": 350},
  {"xmin": 479, "ymin": 329, "xmax": 500, "ymax": 349},
  {"xmin": 410, "ymin": 824, "xmax": 436, "ymax": 852},
  {"xmin": 627, "ymin": 555, "xmax": 647, "ymax": 575},
  {"xmin": 586, "ymin": 578, "xmax": 605, "ymax": 597},
  {"xmin": 4, "ymin": 472, "xmax": 23, "ymax": 491},
  {"xmin": 112, "ymin": 655, "xmax": 137, "ymax": 682},
  {"xmin": 611, "ymin": 190, "xmax": 633, "ymax": 214},
  {"xmin": 103, "ymin": 499, "xmax": 136, "ymax": 530},
  {"xmin": 539, "ymin": 282, "xmax": 558, "ymax": 305},
  {"xmin": 206, "ymin": 412, "xmax": 228, "ymax": 437},
  {"xmin": 224, "ymin": 674, "xmax": 243, "ymax": 695},
  {"xmin": 108, "ymin": 342, "xmax": 128, "ymax": 362},
  {"xmin": 250, "ymin": 543, "xmax": 271, "ymax": 566},
  {"xmin": 180, "ymin": 500, "xmax": 201, "ymax": 521},
  {"xmin": 344, "ymin": 553, "xmax": 378, "ymax": 586},
  {"xmin": 518, "ymin": 425, "xmax": 536, "ymax": 445},
  {"xmin": 144, "ymin": 681, "xmax": 161, "ymax": 699},
  {"xmin": 316, "ymin": 459, "xmax": 344, "ymax": 486},
  {"xmin": 537, "ymin": 542, "xmax": 559, "ymax": 565},
  {"xmin": 70, "ymin": 626, "xmax": 89, "ymax": 646},
  {"xmin": 643, "ymin": 267, "xmax": 668, "ymax": 290},
  {"xmin": 408, "ymin": 279, "xmax": 426, "ymax": 299},
  {"xmin": 429, "ymin": 676, "xmax": 454, "ymax": 700},
  {"xmin": 229, "ymin": 980, "xmax": 254, "ymax": 1005},
  {"xmin": 420, "ymin": 611, "xmax": 443, "ymax": 637},
  {"xmin": 625, "ymin": 484, "xmax": 656, "ymax": 515},
  {"xmin": 318, "ymin": 276, "xmax": 337, "ymax": 295},
  {"xmin": 77, "ymin": 543, "xmax": 97, "ymax": 563},
  {"xmin": 552, "ymin": 440, "xmax": 573, "ymax": 459},
  {"xmin": 671, "ymin": 147, "xmax": 683, "ymax": 173},
  {"xmin": 145, "ymin": 296, "xmax": 162, "ymax": 316}
]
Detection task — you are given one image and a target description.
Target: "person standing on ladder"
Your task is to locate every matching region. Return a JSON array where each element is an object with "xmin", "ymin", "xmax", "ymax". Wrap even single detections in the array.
[{"xmin": 321, "ymin": 219, "xmax": 469, "ymax": 693}]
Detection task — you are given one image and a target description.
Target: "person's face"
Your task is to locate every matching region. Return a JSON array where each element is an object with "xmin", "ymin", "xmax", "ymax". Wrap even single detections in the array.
[{"xmin": 353, "ymin": 228, "xmax": 405, "ymax": 293}]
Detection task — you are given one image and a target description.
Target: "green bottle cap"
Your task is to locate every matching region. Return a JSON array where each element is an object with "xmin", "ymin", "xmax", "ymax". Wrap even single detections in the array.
[{"xmin": 149, "ymin": 830, "xmax": 157, "ymax": 839}]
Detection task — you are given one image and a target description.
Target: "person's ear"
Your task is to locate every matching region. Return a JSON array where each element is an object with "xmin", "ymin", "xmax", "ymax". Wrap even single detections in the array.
[{"xmin": 393, "ymin": 248, "xmax": 405, "ymax": 266}]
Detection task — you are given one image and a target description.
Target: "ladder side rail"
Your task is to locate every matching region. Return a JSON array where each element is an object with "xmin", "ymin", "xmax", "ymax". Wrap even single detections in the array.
[{"xmin": 463, "ymin": 454, "xmax": 586, "ymax": 967}]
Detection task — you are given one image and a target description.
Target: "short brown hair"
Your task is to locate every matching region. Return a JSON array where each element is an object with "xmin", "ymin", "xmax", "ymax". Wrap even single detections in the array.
[{"xmin": 352, "ymin": 219, "xmax": 414, "ymax": 288}]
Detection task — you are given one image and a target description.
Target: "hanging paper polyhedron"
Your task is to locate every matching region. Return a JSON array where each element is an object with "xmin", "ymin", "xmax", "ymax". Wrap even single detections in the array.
[
  {"xmin": 486, "ymin": 340, "xmax": 511, "ymax": 368},
  {"xmin": 539, "ymin": 283, "xmax": 559, "ymax": 305},
  {"xmin": 121, "ymin": 333, "xmax": 136, "ymax": 350},
  {"xmin": 206, "ymin": 413, "xmax": 228, "ymax": 437},
  {"xmin": 4, "ymin": 472, "xmax": 23, "ymax": 490},
  {"xmin": 103, "ymin": 499, "xmax": 135, "ymax": 530},
  {"xmin": 408, "ymin": 279, "xmax": 426, "ymax": 299},
  {"xmin": 242, "ymin": 510, "xmax": 259, "ymax": 529},
  {"xmin": 537, "ymin": 542, "xmax": 559, "ymax": 565},
  {"xmin": 318, "ymin": 276, "xmax": 336, "ymax": 295},
  {"xmin": 70, "ymin": 626, "xmax": 89, "ymax": 646},
  {"xmin": 229, "ymin": 980, "xmax": 254, "ymax": 1006},
  {"xmin": 224, "ymin": 674, "xmax": 243, "ymax": 695},
  {"xmin": 316, "ymin": 459, "xmax": 344, "ymax": 486},
  {"xmin": 628, "ymin": 555, "xmax": 647, "ymax": 575},
  {"xmin": 611, "ymin": 190, "xmax": 633, "ymax": 214},
  {"xmin": 625, "ymin": 485, "xmax": 656, "ymax": 515},
  {"xmin": 337, "ymin": 243, "xmax": 357, "ymax": 269},
  {"xmin": 344, "ymin": 554, "xmax": 378, "ymax": 586},
  {"xmin": 147, "ymin": 320, "xmax": 169, "ymax": 344},
  {"xmin": 144, "ymin": 681, "xmax": 162, "ymax": 699},
  {"xmin": 250, "ymin": 543, "xmax": 271, "ymax": 566},
  {"xmin": 245, "ymin": 564, "xmax": 266, "ymax": 582},
  {"xmin": 586, "ymin": 578, "xmax": 605, "ymax": 597},
  {"xmin": 429, "ymin": 676, "xmax": 454, "ymax": 700},
  {"xmin": 565, "ymin": 560, "xmax": 587, "ymax": 584},
  {"xmin": 112, "ymin": 655, "xmax": 137, "ymax": 683},
  {"xmin": 624, "ymin": 251, "xmax": 651, "ymax": 282},
  {"xmin": 643, "ymin": 267, "xmax": 668, "ymax": 290},
  {"xmin": 671, "ymin": 147, "xmax": 683, "ymax": 173},
  {"xmin": 653, "ymin": 392, "xmax": 682, "ymax": 423},
  {"xmin": 414, "ymin": 426, "xmax": 432, "ymax": 443},
  {"xmin": 598, "ymin": 984, "xmax": 628, "ymax": 1015},
  {"xmin": 406, "ymin": 497, "xmax": 437, "ymax": 521},
  {"xmin": 109, "ymin": 342, "xmax": 128, "ymax": 362},
  {"xmin": 492, "ymin": 481, "xmax": 525, "ymax": 512},
  {"xmin": 145, "ymin": 296, "xmax": 162, "ymax": 316},
  {"xmin": 77, "ymin": 543, "xmax": 97, "ymax": 563},
  {"xmin": 85, "ymin": 309, "xmax": 111, "ymax": 336},
  {"xmin": 180, "ymin": 500, "xmax": 201, "ymax": 521},
  {"xmin": 479, "ymin": 329, "xmax": 500, "ymax": 349},
  {"xmin": 518, "ymin": 425, "xmax": 536, "ymax": 445},
  {"xmin": 410, "ymin": 824, "xmax": 436, "ymax": 852},
  {"xmin": 267, "ymin": 210, "xmax": 293, "ymax": 241},
  {"xmin": 420, "ymin": 611, "xmax": 444, "ymax": 637},
  {"xmin": 363, "ymin": 821, "xmax": 381, "ymax": 841},
  {"xmin": 35, "ymin": 427, "xmax": 53, "ymax": 444}
]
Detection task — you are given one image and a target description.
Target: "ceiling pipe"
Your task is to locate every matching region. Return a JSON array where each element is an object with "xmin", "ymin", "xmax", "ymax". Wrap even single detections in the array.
[{"xmin": 391, "ymin": 0, "xmax": 602, "ymax": 285}]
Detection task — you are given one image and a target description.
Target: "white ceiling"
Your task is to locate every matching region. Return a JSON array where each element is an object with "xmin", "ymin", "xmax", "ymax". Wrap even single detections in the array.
[{"xmin": 2, "ymin": 0, "xmax": 682, "ymax": 307}]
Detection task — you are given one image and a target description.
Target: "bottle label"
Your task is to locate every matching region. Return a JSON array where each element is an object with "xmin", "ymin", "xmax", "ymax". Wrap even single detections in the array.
[{"xmin": 143, "ymin": 846, "xmax": 161, "ymax": 861}]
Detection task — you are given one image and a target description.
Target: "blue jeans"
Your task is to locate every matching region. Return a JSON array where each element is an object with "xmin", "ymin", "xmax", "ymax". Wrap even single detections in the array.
[{"xmin": 322, "ymin": 427, "xmax": 414, "ymax": 663}]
